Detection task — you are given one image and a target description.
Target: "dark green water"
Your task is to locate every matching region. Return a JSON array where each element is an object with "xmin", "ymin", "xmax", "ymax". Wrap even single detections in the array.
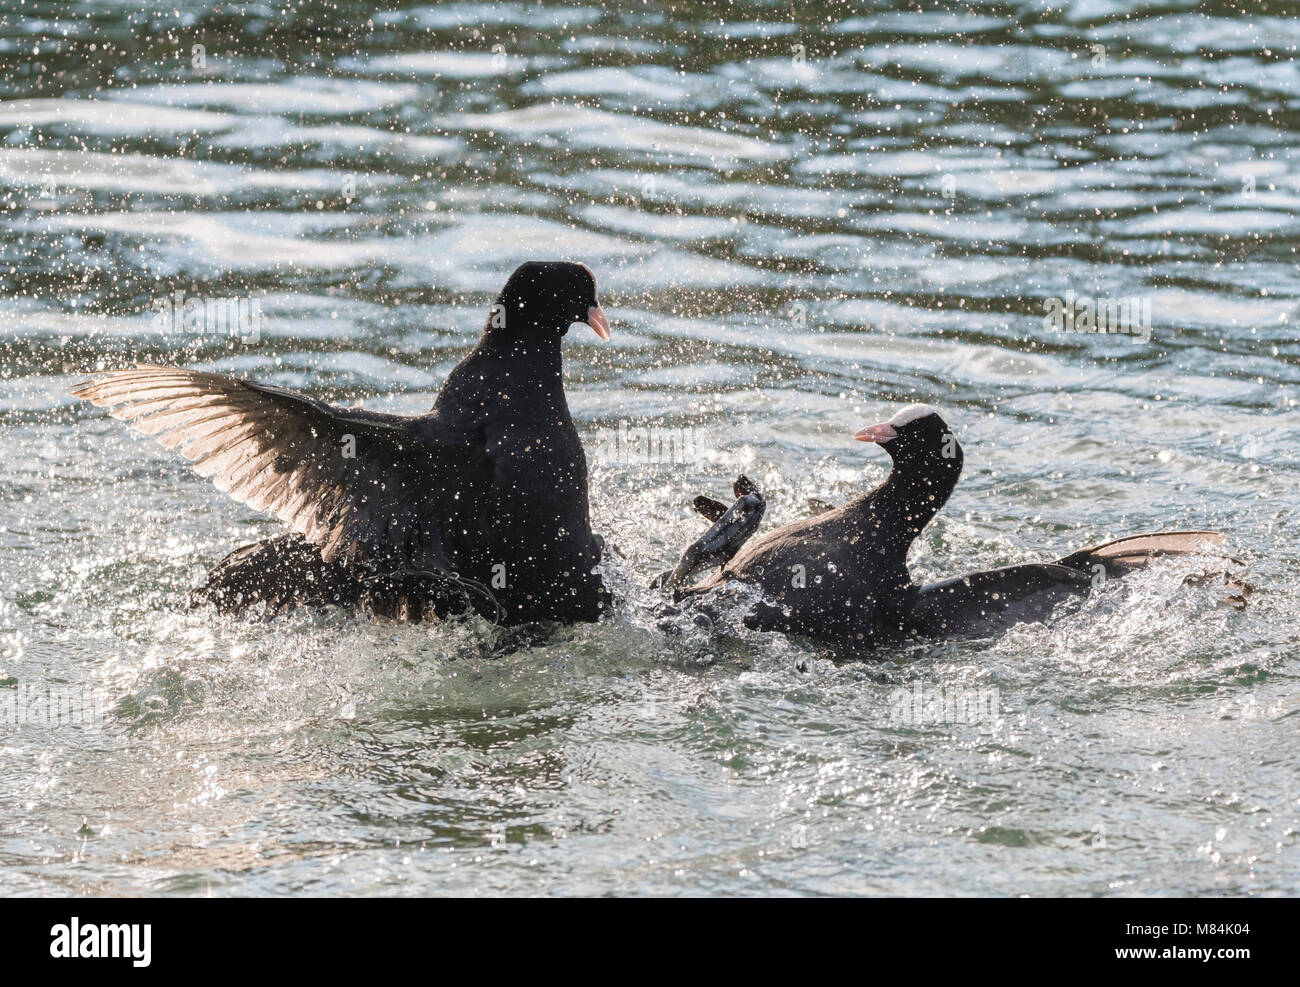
[{"xmin": 1, "ymin": 0, "xmax": 1297, "ymax": 895}]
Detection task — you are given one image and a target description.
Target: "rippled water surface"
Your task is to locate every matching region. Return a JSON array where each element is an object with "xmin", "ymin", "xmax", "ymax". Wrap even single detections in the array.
[{"xmin": 2, "ymin": 0, "xmax": 1298, "ymax": 896}]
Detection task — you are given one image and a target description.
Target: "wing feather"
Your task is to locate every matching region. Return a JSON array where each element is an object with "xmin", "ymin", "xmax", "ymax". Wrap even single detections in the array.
[{"xmin": 73, "ymin": 365, "xmax": 475, "ymax": 573}]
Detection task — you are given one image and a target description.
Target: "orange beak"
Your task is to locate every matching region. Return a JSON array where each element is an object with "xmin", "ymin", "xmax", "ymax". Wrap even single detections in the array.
[
  {"xmin": 854, "ymin": 423, "xmax": 899, "ymax": 444},
  {"xmin": 585, "ymin": 305, "xmax": 611, "ymax": 341}
]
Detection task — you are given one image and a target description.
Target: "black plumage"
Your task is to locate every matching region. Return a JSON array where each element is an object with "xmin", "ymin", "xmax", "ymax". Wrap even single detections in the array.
[
  {"xmin": 676, "ymin": 405, "xmax": 1241, "ymax": 648},
  {"xmin": 73, "ymin": 261, "xmax": 613, "ymax": 624}
]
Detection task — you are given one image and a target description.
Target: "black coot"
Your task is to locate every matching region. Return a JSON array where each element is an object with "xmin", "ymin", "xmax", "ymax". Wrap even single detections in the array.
[
  {"xmin": 674, "ymin": 404, "xmax": 1242, "ymax": 648},
  {"xmin": 73, "ymin": 261, "xmax": 613, "ymax": 625}
]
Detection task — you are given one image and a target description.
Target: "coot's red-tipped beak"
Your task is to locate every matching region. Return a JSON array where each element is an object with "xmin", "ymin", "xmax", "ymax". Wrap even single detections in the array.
[
  {"xmin": 585, "ymin": 305, "xmax": 611, "ymax": 341},
  {"xmin": 854, "ymin": 423, "xmax": 898, "ymax": 444}
]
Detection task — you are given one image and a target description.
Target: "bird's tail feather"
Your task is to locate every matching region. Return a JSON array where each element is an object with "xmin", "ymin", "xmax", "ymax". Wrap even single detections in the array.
[
  {"xmin": 190, "ymin": 533, "xmax": 490, "ymax": 622},
  {"xmin": 191, "ymin": 533, "xmax": 363, "ymax": 617}
]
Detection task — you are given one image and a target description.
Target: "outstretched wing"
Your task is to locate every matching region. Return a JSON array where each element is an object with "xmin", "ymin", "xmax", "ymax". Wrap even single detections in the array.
[
  {"xmin": 905, "ymin": 563, "xmax": 1091, "ymax": 640},
  {"xmin": 73, "ymin": 365, "xmax": 480, "ymax": 575},
  {"xmin": 1054, "ymin": 530, "xmax": 1227, "ymax": 576},
  {"xmin": 1054, "ymin": 529, "xmax": 1249, "ymax": 608}
]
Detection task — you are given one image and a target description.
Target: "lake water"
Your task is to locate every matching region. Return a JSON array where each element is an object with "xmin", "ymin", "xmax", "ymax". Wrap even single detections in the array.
[{"xmin": 1, "ymin": 0, "xmax": 1297, "ymax": 896}]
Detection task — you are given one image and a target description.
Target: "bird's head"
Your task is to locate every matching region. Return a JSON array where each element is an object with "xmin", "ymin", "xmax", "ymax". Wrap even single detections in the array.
[
  {"xmin": 854, "ymin": 403, "xmax": 964, "ymax": 483},
  {"xmin": 487, "ymin": 261, "xmax": 610, "ymax": 343}
]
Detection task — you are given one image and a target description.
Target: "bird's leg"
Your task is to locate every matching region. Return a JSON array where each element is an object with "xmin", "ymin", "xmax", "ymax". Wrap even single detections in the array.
[{"xmin": 651, "ymin": 476, "xmax": 766, "ymax": 590}]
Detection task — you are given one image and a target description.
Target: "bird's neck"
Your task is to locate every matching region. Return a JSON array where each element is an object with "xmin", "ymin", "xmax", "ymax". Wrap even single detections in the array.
[
  {"xmin": 459, "ymin": 331, "xmax": 571, "ymax": 424},
  {"xmin": 475, "ymin": 326, "xmax": 565, "ymax": 373},
  {"xmin": 850, "ymin": 460, "xmax": 960, "ymax": 554},
  {"xmin": 434, "ymin": 329, "xmax": 570, "ymax": 427}
]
